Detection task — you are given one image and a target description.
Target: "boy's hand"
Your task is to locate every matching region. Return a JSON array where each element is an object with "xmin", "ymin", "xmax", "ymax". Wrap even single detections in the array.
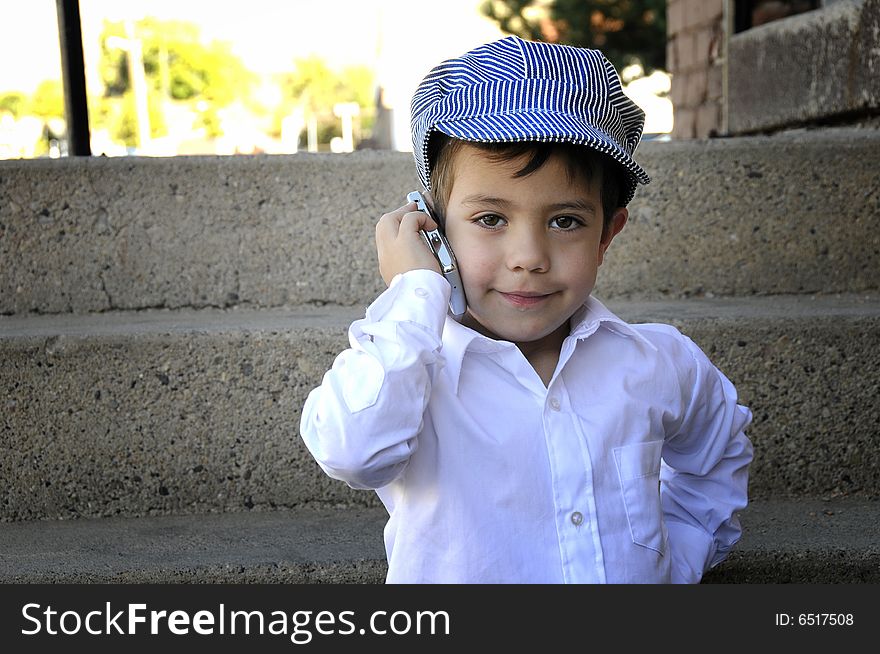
[{"xmin": 375, "ymin": 200, "xmax": 442, "ymax": 286}]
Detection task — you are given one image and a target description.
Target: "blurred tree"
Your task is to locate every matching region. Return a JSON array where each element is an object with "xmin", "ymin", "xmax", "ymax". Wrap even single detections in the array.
[
  {"xmin": 0, "ymin": 92, "xmax": 28, "ymax": 118},
  {"xmin": 29, "ymin": 80, "xmax": 65, "ymax": 120},
  {"xmin": 23, "ymin": 81, "xmax": 67, "ymax": 157},
  {"xmin": 7, "ymin": 17, "xmax": 375, "ymax": 155},
  {"xmin": 273, "ymin": 56, "xmax": 375, "ymax": 146},
  {"xmin": 96, "ymin": 18, "xmax": 256, "ymax": 143},
  {"xmin": 480, "ymin": 0, "xmax": 667, "ymax": 73}
]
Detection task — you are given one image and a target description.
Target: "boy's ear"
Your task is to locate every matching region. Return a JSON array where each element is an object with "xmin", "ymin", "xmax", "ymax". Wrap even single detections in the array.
[
  {"xmin": 422, "ymin": 190, "xmax": 444, "ymax": 228},
  {"xmin": 598, "ymin": 208, "xmax": 628, "ymax": 266}
]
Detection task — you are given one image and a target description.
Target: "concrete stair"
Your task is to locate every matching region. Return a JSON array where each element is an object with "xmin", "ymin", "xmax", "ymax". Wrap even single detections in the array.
[
  {"xmin": 1, "ymin": 499, "xmax": 878, "ymax": 583},
  {"xmin": 1, "ymin": 128, "xmax": 878, "ymax": 582}
]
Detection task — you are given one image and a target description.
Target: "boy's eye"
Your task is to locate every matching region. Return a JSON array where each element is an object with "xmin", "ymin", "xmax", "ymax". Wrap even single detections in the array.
[
  {"xmin": 550, "ymin": 215, "xmax": 583, "ymax": 230},
  {"xmin": 476, "ymin": 214, "xmax": 505, "ymax": 228}
]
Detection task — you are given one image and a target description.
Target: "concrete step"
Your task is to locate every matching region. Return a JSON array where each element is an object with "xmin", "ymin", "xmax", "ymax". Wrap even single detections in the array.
[
  {"xmin": 2, "ymin": 293, "xmax": 878, "ymax": 521},
  {"xmin": 2, "ymin": 128, "xmax": 879, "ymax": 314},
  {"xmin": 0, "ymin": 498, "xmax": 877, "ymax": 583}
]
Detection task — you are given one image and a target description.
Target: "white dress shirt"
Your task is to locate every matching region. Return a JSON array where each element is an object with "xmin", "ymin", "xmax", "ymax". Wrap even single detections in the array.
[{"xmin": 300, "ymin": 270, "xmax": 753, "ymax": 583}]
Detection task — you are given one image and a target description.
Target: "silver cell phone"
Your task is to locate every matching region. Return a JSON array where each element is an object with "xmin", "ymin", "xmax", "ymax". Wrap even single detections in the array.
[{"xmin": 406, "ymin": 191, "xmax": 467, "ymax": 318}]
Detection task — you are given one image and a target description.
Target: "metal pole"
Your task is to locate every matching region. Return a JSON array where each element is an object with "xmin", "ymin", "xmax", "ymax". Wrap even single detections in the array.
[
  {"xmin": 56, "ymin": 0, "xmax": 91, "ymax": 155},
  {"xmin": 721, "ymin": 1, "xmax": 732, "ymax": 136}
]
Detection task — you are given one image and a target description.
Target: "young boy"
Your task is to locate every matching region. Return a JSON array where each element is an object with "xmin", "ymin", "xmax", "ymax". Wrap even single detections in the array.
[{"xmin": 300, "ymin": 36, "xmax": 753, "ymax": 583}]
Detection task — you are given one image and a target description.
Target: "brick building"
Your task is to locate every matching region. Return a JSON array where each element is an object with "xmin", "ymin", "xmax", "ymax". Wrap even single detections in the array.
[
  {"xmin": 667, "ymin": 0, "xmax": 879, "ymax": 138},
  {"xmin": 666, "ymin": 0, "xmax": 725, "ymax": 137}
]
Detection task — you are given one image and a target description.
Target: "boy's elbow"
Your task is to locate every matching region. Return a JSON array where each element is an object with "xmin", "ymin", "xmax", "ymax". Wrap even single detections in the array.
[
  {"xmin": 300, "ymin": 407, "xmax": 416, "ymax": 490},
  {"xmin": 316, "ymin": 456, "xmax": 410, "ymax": 490},
  {"xmin": 299, "ymin": 379, "xmax": 421, "ymax": 489},
  {"xmin": 308, "ymin": 433, "xmax": 414, "ymax": 489}
]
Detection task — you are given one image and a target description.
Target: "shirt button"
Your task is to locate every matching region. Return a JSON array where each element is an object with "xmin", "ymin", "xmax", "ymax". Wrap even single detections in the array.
[
  {"xmin": 570, "ymin": 511, "xmax": 584, "ymax": 526},
  {"xmin": 414, "ymin": 288, "xmax": 429, "ymax": 298},
  {"xmin": 549, "ymin": 397, "xmax": 561, "ymax": 411}
]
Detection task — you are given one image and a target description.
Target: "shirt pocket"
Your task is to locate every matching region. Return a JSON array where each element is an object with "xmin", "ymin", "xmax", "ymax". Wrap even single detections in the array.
[
  {"xmin": 613, "ymin": 439, "xmax": 667, "ymax": 555},
  {"xmin": 340, "ymin": 351, "xmax": 386, "ymax": 414}
]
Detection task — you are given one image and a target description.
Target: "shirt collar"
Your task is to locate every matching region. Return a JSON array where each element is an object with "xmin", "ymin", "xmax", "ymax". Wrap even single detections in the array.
[
  {"xmin": 570, "ymin": 296, "xmax": 659, "ymax": 353},
  {"xmin": 440, "ymin": 316, "xmax": 510, "ymax": 395},
  {"xmin": 440, "ymin": 295, "xmax": 657, "ymax": 394}
]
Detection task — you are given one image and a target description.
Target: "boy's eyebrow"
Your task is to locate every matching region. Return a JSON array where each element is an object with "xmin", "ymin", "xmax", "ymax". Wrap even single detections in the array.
[
  {"xmin": 546, "ymin": 199, "xmax": 598, "ymax": 214},
  {"xmin": 461, "ymin": 194, "xmax": 597, "ymax": 214},
  {"xmin": 460, "ymin": 194, "xmax": 511, "ymax": 208}
]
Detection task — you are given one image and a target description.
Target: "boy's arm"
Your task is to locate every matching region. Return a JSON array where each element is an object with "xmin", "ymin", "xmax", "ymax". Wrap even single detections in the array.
[
  {"xmin": 299, "ymin": 269, "xmax": 450, "ymax": 490},
  {"xmin": 660, "ymin": 335, "xmax": 754, "ymax": 584}
]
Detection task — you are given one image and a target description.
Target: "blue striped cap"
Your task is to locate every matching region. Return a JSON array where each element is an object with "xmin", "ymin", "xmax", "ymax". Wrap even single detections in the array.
[{"xmin": 411, "ymin": 36, "xmax": 650, "ymax": 205}]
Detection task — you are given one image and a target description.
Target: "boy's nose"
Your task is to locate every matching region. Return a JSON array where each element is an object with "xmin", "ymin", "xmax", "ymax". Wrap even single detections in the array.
[{"xmin": 505, "ymin": 228, "xmax": 550, "ymax": 273}]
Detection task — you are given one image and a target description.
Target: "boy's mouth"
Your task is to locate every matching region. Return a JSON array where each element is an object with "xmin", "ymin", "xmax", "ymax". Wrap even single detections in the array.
[{"xmin": 498, "ymin": 290, "xmax": 554, "ymax": 307}]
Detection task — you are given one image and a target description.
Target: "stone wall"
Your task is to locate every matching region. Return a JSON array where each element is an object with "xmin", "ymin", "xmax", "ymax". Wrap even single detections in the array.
[{"xmin": 728, "ymin": 0, "xmax": 880, "ymax": 133}]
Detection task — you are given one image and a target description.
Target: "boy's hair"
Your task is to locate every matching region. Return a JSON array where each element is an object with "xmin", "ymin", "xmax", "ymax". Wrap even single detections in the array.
[{"xmin": 429, "ymin": 133, "xmax": 624, "ymax": 238}]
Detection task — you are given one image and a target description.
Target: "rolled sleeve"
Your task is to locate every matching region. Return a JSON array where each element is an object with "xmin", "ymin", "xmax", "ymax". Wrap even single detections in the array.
[
  {"xmin": 365, "ymin": 269, "xmax": 451, "ymax": 329},
  {"xmin": 660, "ymin": 335, "xmax": 754, "ymax": 582},
  {"xmin": 665, "ymin": 519, "xmax": 717, "ymax": 584},
  {"xmin": 299, "ymin": 269, "xmax": 451, "ymax": 490}
]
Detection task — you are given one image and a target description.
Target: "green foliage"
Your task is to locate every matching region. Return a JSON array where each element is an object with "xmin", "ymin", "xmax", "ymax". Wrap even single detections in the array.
[
  {"xmin": 99, "ymin": 18, "xmax": 255, "ymax": 103},
  {"xmin": 95, "ymin": 17, "xmax": 256, "ymax": 143},
  {"xmin": 480, "ymin": 0, "xmax": 545, "ymax": 41},
  {"xmin": 9, "ymin": 16, "xmax": 378, "ymax": 155},
  {"xmin": 480, "ymin": 0, "xmax": 667, "ymax": 73},
  {"xmin": 29, "ymin": 80, "xmax": 65, "ymax": 120},
  {"xmin": 279, "ymin": 57, "xmax": 373, "ymax": 111},
  {"xmin": 272, "ymin": 57, "xmax": 375, "ymax": 144},
  {"xmin": 0, "ymin": 92, "xmax": 28, "ymax": 118}
]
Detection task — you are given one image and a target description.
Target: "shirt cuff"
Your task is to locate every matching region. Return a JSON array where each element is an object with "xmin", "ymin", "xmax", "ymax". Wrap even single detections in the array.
[
  {"xmin": 666, "ymin": 520, "xmax": 717, "ymax": 584},
  {"xmin": 363, "ymin": 269, "xmax": 451, "ymax": 338}
]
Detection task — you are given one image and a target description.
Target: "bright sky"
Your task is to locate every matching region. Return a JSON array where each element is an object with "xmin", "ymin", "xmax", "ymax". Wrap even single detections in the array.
[{"xmin": 0, "ymin": 0, "xmax": 504, "ymax": 92}]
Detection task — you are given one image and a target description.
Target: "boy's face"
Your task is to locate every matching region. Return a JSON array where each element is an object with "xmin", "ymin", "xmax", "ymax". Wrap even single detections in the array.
[{"xmin": 443, "ymin": 143, "xmax": 627, "ymax": 352}]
